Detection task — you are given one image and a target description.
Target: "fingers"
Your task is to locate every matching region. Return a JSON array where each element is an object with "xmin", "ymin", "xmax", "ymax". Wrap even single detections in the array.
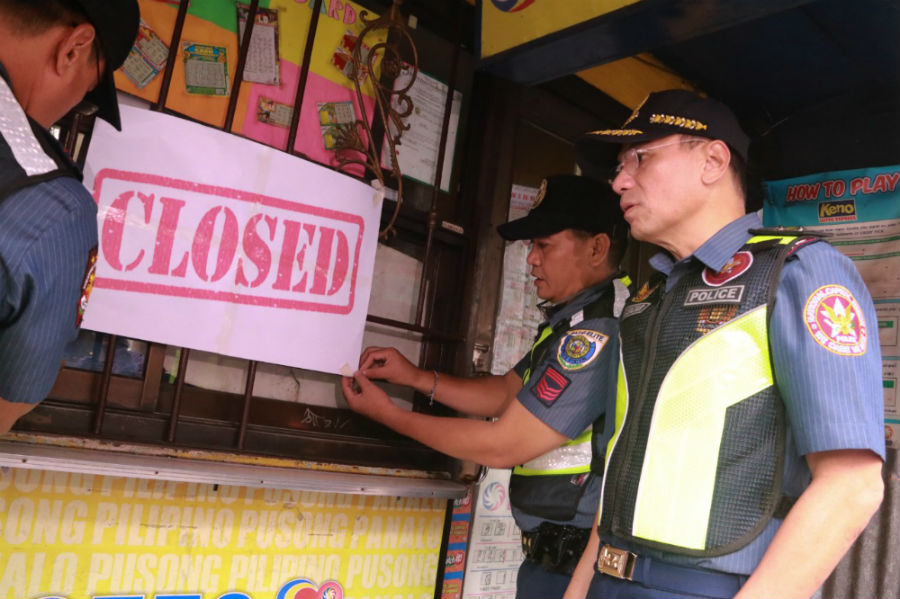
[{"xmin": 359, "ymin": 346, "xmax": 390, "ymax": 371}]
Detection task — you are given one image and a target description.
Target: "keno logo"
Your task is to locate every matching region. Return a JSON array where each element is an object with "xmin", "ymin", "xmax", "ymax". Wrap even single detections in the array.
[
  {"xmin": 93, "ymin": 169, "xmax": 363, "ymax": 315},
  {"xmin": 491, "ymin": 0, "xmax": 536, "ymax": 12}
]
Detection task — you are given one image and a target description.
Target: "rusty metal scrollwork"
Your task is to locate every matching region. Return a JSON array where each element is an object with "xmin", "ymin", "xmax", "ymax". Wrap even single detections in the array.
[{"xmin": 331, "ymin": 0, "xmax": 418, "ymax": 239}]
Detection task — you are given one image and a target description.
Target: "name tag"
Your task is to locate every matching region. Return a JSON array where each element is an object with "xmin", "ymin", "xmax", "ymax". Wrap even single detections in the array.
[{"xmin": 683, "ymin": 285, "xmax": 745, "ymax": 306}]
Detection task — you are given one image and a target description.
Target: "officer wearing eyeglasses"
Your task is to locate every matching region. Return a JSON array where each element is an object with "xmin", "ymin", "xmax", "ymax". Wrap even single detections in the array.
[
  {"xmin": 566, "ymin": 90, "xmax": 884, "ymax": 599},
  {"xmin": 344, "ymin": 175, "xmax": 630, "ymax": 598}
]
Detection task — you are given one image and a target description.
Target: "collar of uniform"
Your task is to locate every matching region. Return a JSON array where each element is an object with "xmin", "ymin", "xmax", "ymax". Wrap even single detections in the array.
[
  {"xmin": 649, "ymin": 212, "xmax": 761, "ymax": 290},
  {"xmin": 0, "ymin": 59, "xmax": 82, "ymax": 179},
  {"xmin": 0, "ymin": 60, "xmax": 11, "ymax": 87},
  {"xmin": 542, "ymin": 275, "xmax": 617, "ymax": 327}
]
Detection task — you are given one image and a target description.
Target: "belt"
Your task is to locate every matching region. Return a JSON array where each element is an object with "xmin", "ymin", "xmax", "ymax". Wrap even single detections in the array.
[
  {"xmin": 597, "ymin": 544, "xmax": 748, "ymax": 598},
  {"xmin": 522, "ymin": 523, "xmax": 590, "ymax": 576}
]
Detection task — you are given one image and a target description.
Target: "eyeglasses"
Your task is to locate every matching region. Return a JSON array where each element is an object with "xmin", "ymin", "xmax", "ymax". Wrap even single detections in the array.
[{"xmin": 607, "ymin": 138, "xmax": 706, "ymax": 185}]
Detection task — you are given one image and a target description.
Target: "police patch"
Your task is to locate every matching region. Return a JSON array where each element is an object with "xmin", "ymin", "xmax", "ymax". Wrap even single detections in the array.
[
  {"xmin": 804, "ymin": 285, "xmax": 867, "ymax": 356},
  {"xmin": 684, "ymin": 285, "xmax": 745, "ymax": 306},
  {"xmin": 702, "ymin": 251, "xmax": 753, "ymax": 286},
  {"xmin": 532, "ymin": 365, "xmax": 570, "ymax": 407},
  {"xmin": 556, "ymin": 329, "xmax": 608, "ymax": 370},
  {"xmin": 77, "ymin": 247, "xmax": 98, "ymax": 327}
]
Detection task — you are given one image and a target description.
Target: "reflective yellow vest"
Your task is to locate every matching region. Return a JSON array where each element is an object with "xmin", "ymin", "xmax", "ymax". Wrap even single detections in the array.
[
  {"xmin": 599, "ymin": 234, "xmax": 812, "ymax": 556},
  {"xmin": 509, "ymin": 275, "xmax": 630, "ymax": 521}
]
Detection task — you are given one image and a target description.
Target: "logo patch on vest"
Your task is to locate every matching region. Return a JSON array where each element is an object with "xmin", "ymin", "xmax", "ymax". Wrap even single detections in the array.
[
  {"xmin": 702, "ymin": 251, "xmax": 753, "ymax": 286},
  {"xmin": 557, "ymin": 329, "xmax": 608, "ymax": 370},
  {"xmin": 695, "ymin": 305, "xmax": 739, "ymax": 335},
  {"xmin": 684, "ymin": 285, "xmax": 745, "ymax": 306},
  {"xmin": 76, "ymin": 247, "xmax": 98, "ymax": 327},
  {"xmin": 532, "ymin": 365, "xmax": 570, "ymax": 406},
  {"xmin": 631, "ymin": 281, "xmax": 658, "ymax": 302},
  {"xmin": 622, "ymin": 302, "xmax": 651, "ymax": 319},
  {"xmin": 804, "ymin": 285, "xmax": 867, "ymax": 356}
]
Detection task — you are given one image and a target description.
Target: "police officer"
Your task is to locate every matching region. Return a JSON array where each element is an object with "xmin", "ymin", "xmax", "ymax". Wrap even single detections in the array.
[
  {"xmin": 343, "ymin": 175, "xmax": 629, "ymax": 598},
  {"xmin": 566, "ymin": 90, "xmax": 885, "ymax": 598},
  {"xmin": 0, "ymin": 0, "xmax": 139, "ymax": 431}
]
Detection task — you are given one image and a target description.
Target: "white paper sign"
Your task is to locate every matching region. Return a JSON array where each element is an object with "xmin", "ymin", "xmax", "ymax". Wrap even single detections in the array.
[{"xmin": 83, "ymin": 105, "xmax": 383, "ymax": 375}]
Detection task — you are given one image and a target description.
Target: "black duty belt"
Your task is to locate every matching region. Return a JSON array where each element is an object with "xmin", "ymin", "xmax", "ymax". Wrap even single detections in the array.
[
  {"xmin": 521, "ymin": 522, "xmax": 590, "ymax": 576},
  {"xmin": 597, "ymin": 544, "xmax": 748, "ymax": 598}
]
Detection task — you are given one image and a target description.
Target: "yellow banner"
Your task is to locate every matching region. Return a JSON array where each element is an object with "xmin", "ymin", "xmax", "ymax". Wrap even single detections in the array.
[
  {"xmin": 480, "ymin": 0, "xmax": 638, "ymax": 58},
  {"xmin": 0, "ymin": 468, "xmax": 446, "ymax": 599}
]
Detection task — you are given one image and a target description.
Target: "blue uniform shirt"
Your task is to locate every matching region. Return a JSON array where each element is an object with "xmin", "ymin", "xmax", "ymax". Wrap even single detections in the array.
[
  {"xmin": 0, "ymin": 72, "xmax": 98, "ymax": 404},
  {"xmin": 604, "ymin": 212, "xmax": 884, "ymax": 575},
  {"xmin": 511, "ymin": 278, "xmax": 623, "ymax": 531}
]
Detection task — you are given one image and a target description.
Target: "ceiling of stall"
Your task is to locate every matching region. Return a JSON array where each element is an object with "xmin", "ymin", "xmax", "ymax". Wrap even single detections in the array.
[{"xmin": 479, "ymin": 0, "xmax": 900, "ymax": 139}]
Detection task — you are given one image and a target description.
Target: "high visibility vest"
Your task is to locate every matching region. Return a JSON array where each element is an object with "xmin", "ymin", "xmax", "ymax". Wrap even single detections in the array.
[
  {"xmin": 599, "ymin": 234, "xmax": 814, "ymax": 556},
  {"xmin": 509, "ymin": 275, "xmax": 630, "ymax": 522},
  {"xmin": 0, "ymin": 73, "xmax": 79, "ymax": 202}
]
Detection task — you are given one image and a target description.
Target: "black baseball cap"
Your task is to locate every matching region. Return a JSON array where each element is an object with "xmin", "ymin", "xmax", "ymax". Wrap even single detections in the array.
[
  {"xmin": 497, "ymin": 174, "xmax": 627, "ymax": 241},
  {"xmin": 77, "ymin": 0, "xmax": 141, "ymax": 130},
  {"xmin": 577, "ymin": 89, "xmax": 750, "ymax": 168}
]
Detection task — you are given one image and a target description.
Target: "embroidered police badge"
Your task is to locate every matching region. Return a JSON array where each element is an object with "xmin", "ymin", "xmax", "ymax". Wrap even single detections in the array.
[
  {"xmin": 702, "ymin": 251, "xmax": 753, "ymax": 287},
  {"xmin": 804, "ymin": 284, "xmax": 867, "ymax": 356},
  {"xmin": 557, "ymin": 329, "xmax": 608, "ymax": 370},
  {"xmin": 76, "ymin": 247, "xmax": 98, "ymax": 327}
]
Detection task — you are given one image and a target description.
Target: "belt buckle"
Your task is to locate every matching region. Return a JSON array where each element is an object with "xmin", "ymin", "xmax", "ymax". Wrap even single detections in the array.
[{"xmin": 597, "ymin": 544, "xmax": 636, "ymax": 580}]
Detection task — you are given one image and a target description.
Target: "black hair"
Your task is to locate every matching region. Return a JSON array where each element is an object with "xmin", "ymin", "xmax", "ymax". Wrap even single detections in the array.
[{"xmin": 570, "ymin": 227, "xmax": 629, "ymax": 269}]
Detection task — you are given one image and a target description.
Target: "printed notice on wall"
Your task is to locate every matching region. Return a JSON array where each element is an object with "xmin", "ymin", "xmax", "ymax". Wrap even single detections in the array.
[
  {"xmin": 0, "ymin": 468, "xmax": 445, "ymax": 599},
  {"xmin": 462, "ymin": 469, "xmax": 522, "ymax": 599},
  {"xmin": 491, "ymin": 185, "xmax": 543, "ymax": 375},
  {"xmin": 764, "ymin": 165, "xmax": 900, "ymax": 442},
  {"xmin": 381, "ymin": 66, "xmax": 462, "ymax": 193},
  {"xmin": 83, "ymin": 104, "xmax": 382, "ymax": 376}
]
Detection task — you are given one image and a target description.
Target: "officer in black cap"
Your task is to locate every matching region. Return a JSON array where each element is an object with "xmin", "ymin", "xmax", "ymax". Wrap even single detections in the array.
[
  {"xmin": 344, "ymin": 175, "xmax": 630, "ymax": 597},
  {"xmin": 567, "ymin": 90, "xmax": 884, "ymax": 599},
  {"xmin": 0, "ymin": 0, "xmax": 140, "ymax": 431}
]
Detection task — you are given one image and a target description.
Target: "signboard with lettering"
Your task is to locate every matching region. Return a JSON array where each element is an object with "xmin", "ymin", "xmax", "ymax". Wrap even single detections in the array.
[
  {"xmin": 83, "ymin": 105, "xmax": 382, "ymax": 375},
  {"xmin": 0, "ymin": 468, "xmax": 444, "ymax": 598}
]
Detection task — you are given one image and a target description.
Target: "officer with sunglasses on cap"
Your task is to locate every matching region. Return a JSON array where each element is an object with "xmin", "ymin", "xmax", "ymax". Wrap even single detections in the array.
[
  {"xmin": 566, "ymin": 89, "xmax": 884, "ymax": 598},
  {"xmin": 0, "ymin": 0, "xmax": 139, "ymax": 432},
  {"xmin": 344, "ymin": 175, "xmax": 630, "ymax": 597}
]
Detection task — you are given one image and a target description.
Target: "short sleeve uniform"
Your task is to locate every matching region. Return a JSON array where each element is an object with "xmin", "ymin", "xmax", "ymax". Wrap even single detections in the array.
[
  {"xmin": 510, "ymin": 281, "xmax": 622, "ymax": 531},
  {"xmin": 0, "ymin": 62, "xmax": 98, "ymax": 405},
  {"xmin": 0, "ymin": 177, "xmax": 98, "ymax": 404},
  {"xmin": 599, "ymin": 213, "xmax": 885, "ymax": 575}
]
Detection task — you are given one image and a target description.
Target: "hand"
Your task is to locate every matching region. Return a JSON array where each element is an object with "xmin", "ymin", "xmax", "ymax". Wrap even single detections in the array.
[
  {"xmin": 358, "ymin": 346, "xmax": 423, "ymax": 389},
  {"xmin": 341, "ymin": 371, "xmax": 400, "ymax": 425}
]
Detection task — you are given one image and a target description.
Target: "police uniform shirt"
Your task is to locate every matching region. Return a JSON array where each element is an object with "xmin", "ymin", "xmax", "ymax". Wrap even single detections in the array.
[
  {"xmin": 0, "ymin": 64, "xmax": 99, "ymax": 405},
  {"xmin": 602, "ymin": 212, "xmax": 885, "ymax": 575},
  {"xmin": 511, "ymin": 279, "xmax": 621, "ymax": 531}
]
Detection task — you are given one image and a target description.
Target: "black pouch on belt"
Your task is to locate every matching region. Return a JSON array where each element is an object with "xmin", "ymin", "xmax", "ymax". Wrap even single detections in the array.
[{"xmin": 509, "ymin": 471, "xmax": 591, "ymax": 521}]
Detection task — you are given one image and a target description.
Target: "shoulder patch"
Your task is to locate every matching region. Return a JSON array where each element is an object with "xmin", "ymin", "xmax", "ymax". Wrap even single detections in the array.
[
  {"xmin": 76, "ymin": 247, "xmax": 98, "ymax": 327},
  {"xmin": 557, "ymin": 329, "xmax": 608, "ymax": 370},
  {"xmin": 531, "ymin": 365, "xmax": 570, "ymax": 407},
  {"xmin": 702, "ymin": 251, "xmax": 753, "ymax": 286},
  {"xmin": 804, "ymin": 284, "xmax": 867, "ymax": 356}
]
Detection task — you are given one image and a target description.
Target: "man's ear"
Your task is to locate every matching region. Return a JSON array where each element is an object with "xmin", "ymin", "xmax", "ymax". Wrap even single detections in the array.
[
  {"xmin": 590, "ymin": 233, "xmax": 611, "ymax": 266},
  {"xmin": 700, "ymin": 139, "xmax": 732, "ymax": 186},
  {"xmin": 54, "ymin": 23, "xmax": 96, "ymax": 77}
]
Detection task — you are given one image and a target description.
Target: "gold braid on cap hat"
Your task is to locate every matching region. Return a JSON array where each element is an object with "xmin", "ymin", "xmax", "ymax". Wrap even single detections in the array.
[
  {"xmin": 588, "ymin": 129, "xmax": 644, "ymax": 136},
  {"xmin": 649, "ymin": 114, "xmax": 708, "ymax": 131}
]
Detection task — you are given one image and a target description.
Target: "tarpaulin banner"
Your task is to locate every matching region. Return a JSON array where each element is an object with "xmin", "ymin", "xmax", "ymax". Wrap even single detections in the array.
[
  {"xmin": 0, "ymin": 468, "xmax": 445, "ymax": 598},
  {"xmin": 83, "ymin": 104, "xmax": 382, "ymax": 375}
]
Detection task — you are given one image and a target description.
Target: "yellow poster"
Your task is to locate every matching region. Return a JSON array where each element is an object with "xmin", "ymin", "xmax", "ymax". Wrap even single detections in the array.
[
  {"xmin": 0, "ymin": 468, "xmax": 446, "ymax": 599},
  {"xmin": 480, "ymin": 0, "xmax": 638, "ymax": 58}
]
